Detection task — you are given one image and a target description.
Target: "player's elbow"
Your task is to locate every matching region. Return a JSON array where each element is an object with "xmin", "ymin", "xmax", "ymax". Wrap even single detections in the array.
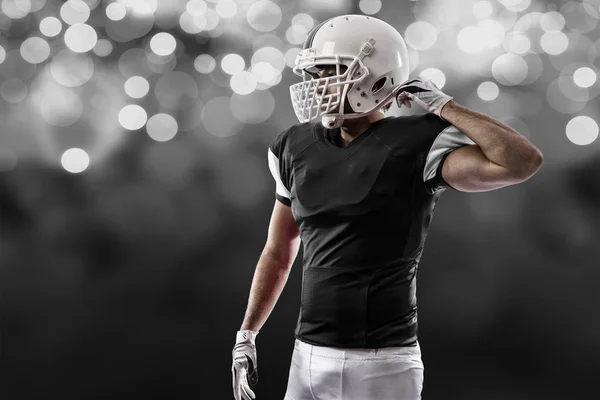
[{"xmin": 513, "ymin": 148, "xmax": 544, "ymax": 183}]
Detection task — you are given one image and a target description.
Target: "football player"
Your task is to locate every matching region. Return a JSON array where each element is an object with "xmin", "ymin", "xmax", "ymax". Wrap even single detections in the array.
[{"xmin": 232, "ymin": 14, "xmax": 543, "ymax": 400}]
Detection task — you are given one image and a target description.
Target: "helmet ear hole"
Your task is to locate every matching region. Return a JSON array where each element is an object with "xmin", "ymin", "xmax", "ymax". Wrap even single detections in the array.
[{"xmin": 371, "ymin": 77, "xmax": 387, "ymax": 94}]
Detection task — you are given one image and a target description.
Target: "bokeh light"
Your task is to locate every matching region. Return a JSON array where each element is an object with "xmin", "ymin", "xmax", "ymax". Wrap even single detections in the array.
[
  {"xmin": 573, "ymin": 67, "xmax": 597, "ymax": 88},
  {"xmin": 419, "ymin": 68, "xmax": 446, "ymax": 89},
  {"xmin": 477, "ymin": 81, "xmax": 500, "ymax": 101},
  {"xmin": 473, "ymin": 1, "xmax": 493, "ymax": 19},
  {"xmin": 230, "ymin": 71, "xmax": 257, "ymax": 95},
  {"xmin": 64, "ymin": 23, "xmax": 98, "ymax": 53},
  {"xmin": 247, "ymin": 0, "xmax": 282, "ymax": 32},
  {"xmin": 405, "ymin": 21, "xmax": 437, "ymax": 51},
  {"xmin": 50, "ymin": 50, "xmax": 94, "ymax": 87},
  {"xmin": 106, "ymin": 2, "xmax": 127, "ymax": 21},
  {"xmin": 93, "ymin": 39, "xmax": 113, "ymax": 57},
  {"xmin": 39, "ymin": 16, "xmax": 62, "ymax": 37},
  {"xmin": 566, "ymin": 116, "xmax": 599, "ymax": 146},
  {"xmin": 541, "ymin": 30, "xmax": 569, "ymax": 55},
  {"xmin": 146, "ymin": 113, "xmax": 178, "ymax": 142},
  {"xmin": 20, "ymin": 37, "xmax": 51, "ymax": 64},
  {"xmin": 119, "ymin": 104, "xmax": 148, "ymax": 130},
  {"xmin": 292, "ymin": 13, "xmax": 314, "ymax": 31},
  {"xmin": 61, "ymin": 148, "xmax": 90, "ymax": 173},
  {"xmin": 359, "ymin": 0, "xmax": 382, "ymax": 15},
  {"xmin": 221, "ymin": 54, "xmax": 245, "ymax": 75},
  {"xmin": 150, "ymin": 32, "xmax": 177, "ymax": 56},
  {"xmin": 492, "ymin": 53, "xmax": 528, "ymax": 86},
  {"xmin": 194, "ymin": 54, "xmax": 216, "ymax": 73},
  {"xmin": 216, "ymin": 0, "xmax": 237, "ymax": 18},
  {"xmin": 124, "ymin": 76, "xmax": 150, "ymax": 98},
  {"xmin": 60, "ymin": 0, "xmax": 91, "ymax": 25}
]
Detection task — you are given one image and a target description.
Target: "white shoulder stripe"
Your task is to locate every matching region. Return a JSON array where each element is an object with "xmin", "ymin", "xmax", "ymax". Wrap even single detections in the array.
[
  {"xmin": 267, "ymin": 148, "xmax": 291, "ymax": 199},
  {"xmin": 423, "ymin": 125, "xmax": 475, "ymax": 183}
]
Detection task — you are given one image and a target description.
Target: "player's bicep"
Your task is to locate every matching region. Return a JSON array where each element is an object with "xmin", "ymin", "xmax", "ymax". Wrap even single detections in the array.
[{"xmin": 441, "ymin": 145, "xmax": 517, "ymax": 192}]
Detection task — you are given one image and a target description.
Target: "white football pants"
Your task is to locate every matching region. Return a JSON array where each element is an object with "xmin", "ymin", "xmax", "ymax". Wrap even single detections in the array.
[{"xmin": 283, "ymin": 339, "xmax": 424, "ymax": 400}]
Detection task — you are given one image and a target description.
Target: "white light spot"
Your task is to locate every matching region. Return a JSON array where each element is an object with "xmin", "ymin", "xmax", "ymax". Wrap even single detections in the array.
[
  {"xmin": 566, "ymin": 116, "xmax": 598, "ymax": 146},
  {"xmin": 64, "ymin": 23, "xmax": 98, "ymax": 53},
  {"xmin": 230, "ymin": 71, "xmax": 257, "ymax": 95},
  {"xmin": 292, "ymin": 13, "xmax": 314, "ymax": 31},
  {"xmin": 2, "ymin": 0, "xmax": 31, "ymax": 19},
  {"xmin": 187, "ymin": 0, "xmax": 207, "ymax": 16},
  {"xmin": 119, "ymin": 104, "xmax": 148, "ymax": 130},
  {"xmin": 40, "ymin": 16, "xmax": 62, "ymax": 37},
  {"xmin": 150, "ymin": 32, "xmax": 177, "ymax": 56},
  {"xmin": 284, "ymin": 47, "xmax": 301, "ymax": 68},
  {"xmin": 60, "ymin": 0, "xmax": 90, "ymax": 25},
  {"xmin": 419, "ymin": 68, "xmax": 446, "ymax": 89},
  {"xmin": 251, "ymin": 46, "xmax": 285, "ymax": 72},
  {"xmin": 498, "ymin": 0, "xmax": 531, "ymax": 13},
  {"xmin": 106, "ymin": 2, "xmax": 127, "ymax": 21},
  {"xmin": 194, "ymin": 54, "xmax": 216, "ymax": 73},
  {"xmin": 62, "ymin": 148, "xmax": 90, "ymax": 173},
  {"xmin": 124, "ymin": 76, "xmax": 150, "ymax": 98},
  {"xmin": 50, "ymin": 50, "xmax": 94, "ymax": 87},
  {"xmin": 540, "ymin": 11, "xmax": 566, "ymax": 32},
  {"xmin": 221, "ymin": 53, "xmax": 245, "ymax": 75},
  {"xmin": 93, "ymin": 39, "xmax": 113, "ymax": 57},
  {"xmin": 359, "ymin": 0, "xmax": 382, "ymax": 15},
  {"xmin": 146, "ymin": 113, "xmax": 178, "ymax": 142},
  {"xmin": 573, "ymin": 67, "xmax": 597, "ymax": 88},
  {"xmin": 503, "ymin": 31, "xmax": 531, "ymax": 55},
  {"xmin": 473, "ymin": 1, "xmax": 493, "ymax": 19},
  {"xmin": 405, "ymin": 21, "xmax": 438, "ymax": 51},
  {"xmin": 541, "ymin": 30, "xmax": 569, "ymax": 55},
  {"xmin": 250, "ymin": 62, "xmax": 276, "ymax": 84},
  {"xmin": 286, "ymin": 24, "xmax": 308, "ymax": 45},
  {"xmin": 216, "ymin": 0, "xmax": 237, "ymax": 18},
  {"xmin": 492, "ymin": 53, "xmax": 528, "ymax": 86},
  {"xmin": 246, "ymin": 0, "xmax": 282, "ymax": 32},
  {"xmin": 20, "ymin": 37, "xmax": 51, "ymax": 64},
  {"xmin": 477, "ymin": 81, "xmax": 499, "ymax": 101}
]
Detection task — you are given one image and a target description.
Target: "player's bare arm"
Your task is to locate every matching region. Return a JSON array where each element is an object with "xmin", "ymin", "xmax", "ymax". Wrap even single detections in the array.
[
  {"xmin": 232, "ymin": 200, "xmax": 300, "ymax": 400},
  {"xmin": 439, "ymin": 100, "xmax": 544, "ymax": 192},
  {"xmin": 239, "ymin": 200, "xmax": 300, "ymax": 333}
]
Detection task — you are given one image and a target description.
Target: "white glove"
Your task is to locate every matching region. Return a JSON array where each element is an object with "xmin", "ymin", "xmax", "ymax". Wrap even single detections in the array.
[
  {"xmin": 232, "ymin": 330, "xmax": 259, "ymax": 400},
  {"xmin": 396, "ymin": 77, "xmax": 453, "ymax": 121}
]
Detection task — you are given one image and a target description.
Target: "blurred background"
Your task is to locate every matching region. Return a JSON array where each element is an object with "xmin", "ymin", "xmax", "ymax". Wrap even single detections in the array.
[{"xmin": 0, "ymin": 0, "xmax": 598, "ymax": 399}]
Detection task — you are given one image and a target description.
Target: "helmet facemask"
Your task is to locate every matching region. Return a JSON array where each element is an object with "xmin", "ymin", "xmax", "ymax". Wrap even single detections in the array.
[{"xmin": 290, "ymin": 46, "xmax": 372, "ymax": 129}]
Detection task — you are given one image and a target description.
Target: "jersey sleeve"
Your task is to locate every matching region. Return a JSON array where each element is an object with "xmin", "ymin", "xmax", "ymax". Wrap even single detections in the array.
[
  {"xmin": 422, "ymin": 122, "xmax": 475, "ymax": 195},
  {"xmin": 267, "ymin": 128, "xmax": 293, "ymax": 207}
]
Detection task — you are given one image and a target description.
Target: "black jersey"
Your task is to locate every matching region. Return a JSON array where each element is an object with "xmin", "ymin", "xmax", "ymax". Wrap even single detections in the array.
[{"xmin": 267, "ymin": 114, "xmax": 474, "ymax": 348}]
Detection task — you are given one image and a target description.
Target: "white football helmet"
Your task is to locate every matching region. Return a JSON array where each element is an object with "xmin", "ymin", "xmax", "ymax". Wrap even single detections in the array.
[{"xmin": 290, "ymin": 15, "xmax": 410, "ymax": 129}]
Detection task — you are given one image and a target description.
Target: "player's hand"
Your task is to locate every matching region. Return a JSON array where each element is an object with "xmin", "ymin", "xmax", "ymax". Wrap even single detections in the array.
[
  {"xmin": 232, "ymin": 330, "xmax": 259, "ymax": 400},
  {"xmin": 396, "ymin": 77, "xmax": 454, "ymax": 121}
]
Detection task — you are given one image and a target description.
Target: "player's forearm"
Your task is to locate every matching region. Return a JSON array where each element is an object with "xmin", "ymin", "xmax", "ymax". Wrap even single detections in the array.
[
  {"xmin": 441, "ymin": 100, "xmax": 543, "ymax": 178},
  {"xmin": 239, "ymin": 252, "xmax": 292, "ymax": 332}
]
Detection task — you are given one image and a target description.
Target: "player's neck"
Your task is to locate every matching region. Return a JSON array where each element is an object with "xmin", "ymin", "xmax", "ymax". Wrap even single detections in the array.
[{"xmin": 339, "ymin": 111, "xmax": 386, "ymax": 147}]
